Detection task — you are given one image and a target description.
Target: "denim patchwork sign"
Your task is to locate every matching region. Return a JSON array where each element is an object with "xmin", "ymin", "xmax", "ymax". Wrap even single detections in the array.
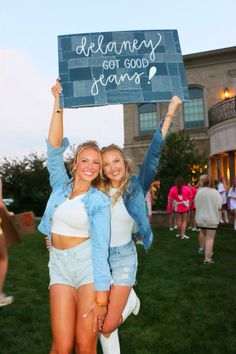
[{"xmin": 58, "ymin": 30, "xmax": 189, "ymax": 108}]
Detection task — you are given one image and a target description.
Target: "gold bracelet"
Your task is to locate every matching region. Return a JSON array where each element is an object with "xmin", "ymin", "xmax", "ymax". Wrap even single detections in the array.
[
  {"xmin": 95, "ymin": 298, "xmax": 108, "ymax": 308},
  {"xmin": 166, "ymin": 113, "xmax": 174, "ymax": 119}
]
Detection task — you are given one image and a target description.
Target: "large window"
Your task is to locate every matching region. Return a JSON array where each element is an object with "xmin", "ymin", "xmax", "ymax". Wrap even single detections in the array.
[
  {"xmin": 139, "ymin": 103, "xmax": 157, "ymax": 134},
  {"xmin": 184, "ymin": 87, "xmax": 205, "ymax": 128}
]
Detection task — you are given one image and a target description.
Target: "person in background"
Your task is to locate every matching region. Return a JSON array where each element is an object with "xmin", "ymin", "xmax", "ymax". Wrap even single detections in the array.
[
  {"xmin": 228, "ymin": 179, "xmax": 236, "ymax": 230},
  {"xmin": 168, "ymin": 177, "xmax": 192, "ymax": 239},
  {"xmin": 195, "ymin": 175, "xmax": 222, "ymax": 264},
  {"xmin": 95, "ymin": 96, "xmax": 183, "ymax": 354},
  {"xmin": 39, "ymin": 80, "xmax": 111, "ymax": 354},
  {"xmin": 136, "ymin": 180, "xmax": 159, "ymax": 245},
  {"xmin": 217, "ymin": 176, "xmax": 229, "ymax": 223},
  {"xmin": 166, "ymin": 186, "xmax": 177, "ymax": 231},
  {"xmin": 146, "ymin": 180, "xmax": 159, "ymax": 222},
  {"xmin": 0, "ymin": 178, "xmax": 14, "ymax": 307},
  {"xmin": 187, "ymin": 183, "xmax": 199, "ymax": 231}
]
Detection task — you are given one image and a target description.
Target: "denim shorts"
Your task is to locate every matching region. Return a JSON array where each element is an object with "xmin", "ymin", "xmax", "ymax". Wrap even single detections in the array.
[
  {"xmin": 108, "ymin": 240, "xmax": 138, "ymax": 286},
  {"xmin": 48, "ymin": 238, "xmax": 94, "ymax": 289}
]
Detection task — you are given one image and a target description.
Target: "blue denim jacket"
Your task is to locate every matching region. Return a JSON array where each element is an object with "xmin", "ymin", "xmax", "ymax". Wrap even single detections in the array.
[
  {"xmin": 38, "ymin": 138, "xmax": 111, "ymax": 291},
  {"xmin": 123, "ymin": 119, "xmax": 169, "ymax": 251}
]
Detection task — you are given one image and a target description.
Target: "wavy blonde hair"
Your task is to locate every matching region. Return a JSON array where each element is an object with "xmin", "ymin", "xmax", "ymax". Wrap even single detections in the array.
[
  {"xmin": 100, "ymin": 144, "xmax": 133, "ymax": 204},
  {"xmin": 67, "ymin": 140, "xmax": 102, "ymax": 188}
]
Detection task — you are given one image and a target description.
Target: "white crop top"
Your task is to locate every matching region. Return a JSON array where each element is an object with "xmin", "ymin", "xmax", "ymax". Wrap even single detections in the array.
[
  {"xmin": 51, "ymin": 194, "xmax": 89, "ymax": 237},
  {"xmin": 109, "ymin": 187, "xmax": 134, "ymax": 247}
]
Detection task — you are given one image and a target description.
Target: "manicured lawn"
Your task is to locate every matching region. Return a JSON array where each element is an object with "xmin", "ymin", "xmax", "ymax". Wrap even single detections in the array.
[{"xmin": 1, "ymin": 225, "xmax": 235, "ymax": 354}]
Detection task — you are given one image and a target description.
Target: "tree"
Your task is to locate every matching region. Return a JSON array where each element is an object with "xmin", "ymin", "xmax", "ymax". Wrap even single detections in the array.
[
  {"xmin": 154, "ymin": 131, "xmax": 208, "ymax": 210},
  {"xmin": 0, "ymin": 153, "xmax": 51, "ymax": 216}
]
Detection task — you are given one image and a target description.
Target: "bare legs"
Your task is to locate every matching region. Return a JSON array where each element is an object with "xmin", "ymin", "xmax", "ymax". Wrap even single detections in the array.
[
  {"xmin": 198, "ymin": 229, "xmax": 216, "ymax": 262},
  {"xmin": 188, "ymin": 209, "xmax": 198, "ymax": 230},
  {"xmin": 198, "ymin": 230, "xmax": 205, "ymax": 252},
  {"xmin": 50, "ymin": 283, "xmax": 98, "ymax": 354},
  {"xmin": 220, "ymin": 207, "xmax": 229, "ymax": 223},
  {"xmin": 102, "ymin": 285, "xmax": 132, "ymax": 336},
  {"xmin": 0, "ymin": 233, "xmax": 8, "ymax": 294},
  {"xmin": 168, "ymin": 211, "xmax": 176, "ymax": 230},
  {"xmin": 176, "ymin": 212, "xmax": 188, "ymax": 239},
  {"xmin": 204, "ymin": 229, "xmax": 216, "ymax": 261}
]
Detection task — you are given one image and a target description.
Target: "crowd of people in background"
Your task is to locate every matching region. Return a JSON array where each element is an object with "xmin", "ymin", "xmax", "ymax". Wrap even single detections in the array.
[{"xmin": 155, "ymin": 174, "xmax": 236, "ymax": 265}]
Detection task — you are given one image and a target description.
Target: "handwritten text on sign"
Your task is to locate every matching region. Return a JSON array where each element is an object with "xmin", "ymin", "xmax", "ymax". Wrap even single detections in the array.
[{"xmin": 58, "ymin": 30, "xmax": 189, "ymax": 107}]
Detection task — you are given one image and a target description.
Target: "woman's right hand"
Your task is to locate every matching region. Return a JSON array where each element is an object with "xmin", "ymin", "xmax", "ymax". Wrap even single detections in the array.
[
  {"xmin": 51, "ymin": 78, "xmax": 62, "ymax": 99},
  {"xmin": 45, "ymin": 237, "xmax": 51, "ymax": 252}
]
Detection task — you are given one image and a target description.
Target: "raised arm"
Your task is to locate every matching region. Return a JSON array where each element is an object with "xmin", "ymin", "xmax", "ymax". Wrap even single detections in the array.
[
  {"xmin": 161, "ymin": 96, "xmax": 182, "ymax": 139},
  {"xmin": 47, "ymin": 80, "xmax": 69, "ymax": 189},
  {"xmin": 138, "ymin": 96, "xmax": 182, "ymax": 195},
  {"xmin": 48, "ymin": 79, "xmax": 64, "ymax": 147}
]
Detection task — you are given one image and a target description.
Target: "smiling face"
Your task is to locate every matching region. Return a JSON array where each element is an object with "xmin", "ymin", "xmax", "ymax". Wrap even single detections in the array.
[
  {"xmin": 102, "ymin": 149, "xmax": 126, "ymax": 188},
  {"xmin": 74, "ymin": 147, "xmax": 101, "ymax": 184}
]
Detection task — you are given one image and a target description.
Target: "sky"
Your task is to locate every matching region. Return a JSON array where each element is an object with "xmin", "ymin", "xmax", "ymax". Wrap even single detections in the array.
[{"xmin": 1, "ymin": 0, "xmax": 236, "ymax": 160}]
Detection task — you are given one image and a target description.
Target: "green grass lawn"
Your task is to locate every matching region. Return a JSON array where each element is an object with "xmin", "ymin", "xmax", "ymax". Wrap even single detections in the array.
[{"xmin": 0, "ymin": 226, "xmax": 235, "ymax": 354}]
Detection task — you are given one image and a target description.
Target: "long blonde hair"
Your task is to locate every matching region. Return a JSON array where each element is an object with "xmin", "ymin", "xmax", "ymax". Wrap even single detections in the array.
[
  {"xmin": 67, "ymin": 140, "xmax": 102, "ymax": 188},
  {"xmin": 100, "ymin": 144, "xmax": 133, "ymax": 204}
]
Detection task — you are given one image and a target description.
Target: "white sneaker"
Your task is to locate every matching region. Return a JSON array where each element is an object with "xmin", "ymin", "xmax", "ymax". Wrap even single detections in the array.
[
  {"xmin": 174, "ymin": 225, "xmax": 178, "ymax": 229},
  {"xmin": 169, "ymin": 227, "xmax": 174, "ymax": 231},
  {"xmin": 180, "ymin": 235, "xmax": 190, "ymax": 239},
  {"xmin": 0, "ymin": 293, "xmax": 14, "ymax": 307},
  {"xmin": 122, "ymin": 288, "xmax": 140, "ymax": 323},
  {"xmin": 100, "ymin": 329, "xmax": 120, "ymax": 354},
  {"xmin": 192, "ymin": 227, "xmax": 200, "ymax": 232},
  {"xmin": 176, "ymin": 234, "xmax": 180, "ymax": 238}
]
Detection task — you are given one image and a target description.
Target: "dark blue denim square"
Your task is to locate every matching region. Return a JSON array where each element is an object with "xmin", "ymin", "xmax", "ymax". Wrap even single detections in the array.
[{"xmin": 69, "ymin": 68, "xmax": 92, "ymax": 81}]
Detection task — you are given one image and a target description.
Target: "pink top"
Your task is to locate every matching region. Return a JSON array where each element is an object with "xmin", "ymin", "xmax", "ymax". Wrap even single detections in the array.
[{"xmin": 168, "ymin": 185, "xmax": 192, "ymax": 213}]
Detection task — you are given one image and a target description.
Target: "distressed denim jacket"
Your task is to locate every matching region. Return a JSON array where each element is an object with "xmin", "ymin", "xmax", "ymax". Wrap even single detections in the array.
[
  {"xmin": 38, "ymin": 138, "xmax": 111, "ymax": 291},
  {"xmin": 123, "ymin": 119, "xmax": 170, "ymax": 251}
]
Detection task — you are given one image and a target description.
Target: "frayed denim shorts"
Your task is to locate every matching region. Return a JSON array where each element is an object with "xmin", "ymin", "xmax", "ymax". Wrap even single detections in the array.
[
  {"xmin": 48, "ymin": 238, "xmax": 94, "ymax": 289},
  {"xmin": 108, "ymin": 240, "xmax": 138, "ymax": 286}
]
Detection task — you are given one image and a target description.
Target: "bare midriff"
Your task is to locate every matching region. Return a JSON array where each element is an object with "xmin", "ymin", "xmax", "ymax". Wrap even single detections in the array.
[{"xmin": 51, "ymin": 233, "xmax": 89, "ymax": 250}]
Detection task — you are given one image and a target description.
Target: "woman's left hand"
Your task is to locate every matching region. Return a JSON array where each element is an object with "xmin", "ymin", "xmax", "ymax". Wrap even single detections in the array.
[{"xmin": 83, "ymin": 302, "xmax": 108, "ymax": 332}]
